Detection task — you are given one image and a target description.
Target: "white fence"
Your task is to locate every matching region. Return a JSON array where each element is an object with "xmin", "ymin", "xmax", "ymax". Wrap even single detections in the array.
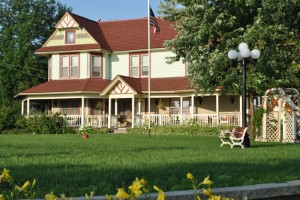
[{"xmin": 63, "ymin": 113, "xmax": 240, "ymax": 128}]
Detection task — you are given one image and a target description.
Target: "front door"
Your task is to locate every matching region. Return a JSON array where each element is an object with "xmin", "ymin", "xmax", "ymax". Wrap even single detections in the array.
[{"xmin": 117, "ymin": 99, "xmax": 131, "ymax": 127}]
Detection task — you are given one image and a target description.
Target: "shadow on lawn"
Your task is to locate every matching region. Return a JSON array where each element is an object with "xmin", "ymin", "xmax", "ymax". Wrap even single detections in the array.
[{"xmin": 6, "ymin": 156, "xmax": 300, "ymax": 198}]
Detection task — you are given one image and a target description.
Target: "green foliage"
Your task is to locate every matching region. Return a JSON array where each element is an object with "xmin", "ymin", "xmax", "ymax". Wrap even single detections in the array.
[
  {"xmin": 252, "ymin": 106, "xmax": 265, "ymax": 137},
  {"xmin": 0, "ymin": 101, "xmax": 22, "ymax": 131},
  {"xmin": 0, "ymin": 0, "xmax": 71, "ymax": 104},
  {"xmin": 159, "ymin": 0, "xmax": 300, "ymax": 95},
  {"xmin": 79, "ymin": 126, "xmax": 111, "ymax": 134},
  {"xmin": 15, "ymin": 113, "xmax": 76, "ymax": 134},
  {"xmin": 128, "ymin": 125, "xmax": 234, "ymax": 136}
]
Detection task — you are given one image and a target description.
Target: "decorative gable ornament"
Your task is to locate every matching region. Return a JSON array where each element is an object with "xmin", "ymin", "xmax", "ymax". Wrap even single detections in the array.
[{"xmin": 56, "ymin": 13, "xmax": 79, "ymax": 29}]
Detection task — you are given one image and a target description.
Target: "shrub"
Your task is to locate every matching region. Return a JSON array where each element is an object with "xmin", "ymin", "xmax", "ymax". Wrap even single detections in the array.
[
  {"xmin": 0, "ymin": 102, "xmax": 21, "ymax": 132},
  {"xmin": 128, "ymin": 125, "xmax": 234, "ymax": 136},
  {"xmin": 14, "ymin": 113, "xmax": 77, "ymax": 134}
]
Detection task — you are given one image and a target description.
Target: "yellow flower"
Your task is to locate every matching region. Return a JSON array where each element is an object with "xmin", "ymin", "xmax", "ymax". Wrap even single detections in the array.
[
  {"xmin": 0, "ymin": 168, "xmax": 12, "ymax": 183},
  {"xmin": 202, "ymin": 188, "xmax": 213, "ymax": 197},
  {"xmin": 105, "ymin": 194, "xmax": 113, "ymax": 200},
  {"xmin": 210, "ymin": 195, "xmax": 221, "ymax": 200},
  {"xmin": 129, "ymin": 178, "xmax": 143, "ymax": 198},
  {"xmin": 15, "ymin": 180, "xmax": 30, "ymax": 192},
  {"xmin": 187, "ymin": 172, "xmax": 195, "ymax": 180},
  {"xmin": 115, "ymin": 188, "xmax": 130, "ymax": 200},
  {"xmin": 45, "ymin": 193, "xmax": 59, "ymax": 200},
  {"xmin": 153, "ymin": 185, "xmax": 165, "ymax": 200},
  {"xmin": 0, "ymin": 194, "xmax": 5, "ymax": 200},
  {"xmin": 197, "ymin": 195, "xmax": 202, "ymax": 200},
  {"xmin": 201, "ymin": 175, "xmax": 213, "ymax": 185},
  {"xmin": 140, "ymin": 178, "xmax": 147, "ymax": 186}
]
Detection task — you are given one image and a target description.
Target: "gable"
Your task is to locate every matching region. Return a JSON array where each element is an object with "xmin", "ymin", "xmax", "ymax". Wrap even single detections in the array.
[
  {"xmin": 56, "ymin": 13, "xmax": 79, "ymax": 29},
  {"xmin": 110, "ymin": 80, "xmax": 136, "ymax": 95},
  {"xmin": 43, "ymin": 12, "xmax": 98, "ymax": 48}
]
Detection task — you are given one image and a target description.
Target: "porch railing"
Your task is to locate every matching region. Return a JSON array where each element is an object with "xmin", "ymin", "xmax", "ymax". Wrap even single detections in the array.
[{"xmin": 63, "ymin": 113, "xmax": 240, "ymax": 128}]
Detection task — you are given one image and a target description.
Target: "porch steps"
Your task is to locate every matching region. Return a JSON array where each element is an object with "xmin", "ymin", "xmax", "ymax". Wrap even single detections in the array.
[{"xmin": 113, "ymin": 128, "xmax": 128, "ymax": 134}]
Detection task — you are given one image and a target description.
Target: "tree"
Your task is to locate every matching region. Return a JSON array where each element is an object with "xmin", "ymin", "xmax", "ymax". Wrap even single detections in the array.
[
  {"xmin": 0, "ymin": 0, "xmax": 71, "ymax": 105},
  {"xmin": 159, "ymin": 0, "xmax": 300, "ymax": 95},
  {"xmin": 159, "ymin": 0, "xmax": 300, "ymax": 136}
]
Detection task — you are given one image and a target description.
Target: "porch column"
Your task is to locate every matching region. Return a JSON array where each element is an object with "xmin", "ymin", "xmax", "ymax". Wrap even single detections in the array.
[
  {"xmin": 81, "ymin": 98, "xmax": 85, "ymax": 128},
  {"xmin": 138, "ymin": 98, "xmax": 141, "ymax": 114},
  {"xmin": 108, "ymin": 97, "xmax": 111, "ymax": 127},
  {"xmin": 115, "ymin": 99, "xmax": 118, "ymax": 115},
  {"xmin": 21, "ymin": 99, "xmax": 25, "ymax": 115},
  {"xmin": 51, "ymin": 100, "xmax": 54, "ymax": 115},
  {"xmin": 180, "ymin": 97, "xmax": 183, "ymax": 123},
  {"xmin": 27, "ymin": 98, "xmax": 30, "ymax": 116},
  {"xmin": 131, "ymin": 96, "xmax": 135, "ymax": 128},
  {"xmin": 216, "ymin": 94, "xmax": 219, "ymax": 125},
  {"xmin": 240, "ymin": 95, "xmax": 243, "ymax": 127},
  {"xmin": 191, "ymin": 95, "xmax": 195, "ymax": 118}
]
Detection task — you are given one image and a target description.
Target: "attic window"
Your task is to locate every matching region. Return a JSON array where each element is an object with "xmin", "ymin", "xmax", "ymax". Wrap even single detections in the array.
[{"xmin": 65, "ymin": 30, "xmax": 75, "ymax": 44}]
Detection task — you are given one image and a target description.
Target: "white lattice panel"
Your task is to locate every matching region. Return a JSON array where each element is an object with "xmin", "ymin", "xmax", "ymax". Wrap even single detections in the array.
[
  {"xmin": 266, "ymin": 112, "xmax": 280, "ymax": 141},
  {"xmin": 283, "ymin": 111, "xmax": 294, "ymax": 142}
]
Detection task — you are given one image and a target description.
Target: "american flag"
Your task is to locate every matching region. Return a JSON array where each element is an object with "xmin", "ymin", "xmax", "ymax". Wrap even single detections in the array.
[{"xmin": 150, "ymin": 6, "xmax": 160, "ymax": 35}]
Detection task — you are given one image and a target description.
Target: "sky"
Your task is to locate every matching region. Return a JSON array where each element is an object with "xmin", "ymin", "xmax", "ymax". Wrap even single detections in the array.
[{"xmin": 57, "ymin": 0, "xmax": 163, "ymax": 22}]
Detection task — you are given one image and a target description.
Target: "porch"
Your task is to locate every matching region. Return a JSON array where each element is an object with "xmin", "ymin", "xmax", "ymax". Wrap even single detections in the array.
[{"xmin": 62, "ymin": 112, "xmax": 241, "ymax": 128}]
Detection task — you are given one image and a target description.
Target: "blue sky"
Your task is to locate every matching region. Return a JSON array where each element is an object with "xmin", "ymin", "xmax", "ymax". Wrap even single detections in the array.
[{"xmin": 57, "ymin": 0, "xmax": 163, "ymax": 21}]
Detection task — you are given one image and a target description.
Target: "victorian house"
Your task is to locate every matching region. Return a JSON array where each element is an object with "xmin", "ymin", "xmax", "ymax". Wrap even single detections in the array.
[{"xmin": 17, "ymin": 12, "xmax": 242, "ymax": 128}]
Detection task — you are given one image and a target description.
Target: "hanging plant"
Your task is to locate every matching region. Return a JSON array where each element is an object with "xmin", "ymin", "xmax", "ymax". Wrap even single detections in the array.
[
  {"xmin": 95, "ymin": 101, "xmax": 103, "ymax": 110},
  {"xmin": 157, "ymin": 99, "xmax": 164, "ymax": 109}
]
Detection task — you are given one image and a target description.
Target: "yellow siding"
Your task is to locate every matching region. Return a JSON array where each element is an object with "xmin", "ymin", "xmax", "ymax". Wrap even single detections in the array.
[{"xmin": 45, "ymin": 28, "xmax": 97, "ymax": 47}]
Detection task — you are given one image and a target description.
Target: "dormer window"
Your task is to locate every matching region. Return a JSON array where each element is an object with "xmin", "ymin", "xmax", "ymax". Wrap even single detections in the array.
[{"xmin": 65, "ymin": 30, "xmax": 75, "ymax": 44}]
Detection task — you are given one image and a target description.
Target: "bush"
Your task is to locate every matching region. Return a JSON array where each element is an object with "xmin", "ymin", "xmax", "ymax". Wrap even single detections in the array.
[
  {"xmin": 14, "ymin": 113, "xmax": 76, "ymax": 134},
  {"xmin": 127, "ymin": 125, "xmax": 234, "ymax": 136},
  {"xmin": 0, "ymin": 102, "xmax": 21, "ymax": 132}
]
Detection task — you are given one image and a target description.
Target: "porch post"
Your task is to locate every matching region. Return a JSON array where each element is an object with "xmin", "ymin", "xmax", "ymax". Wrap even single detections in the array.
[
  {"xmin": 115, "ymin": 99, "xmax": 118, "ymax": 115},
  {"xmin": 21, "ymin": 99, "xmax": 25, "ymax": 115},
  {"xmin": 81, "ymin": 97, "xmax": 85, "ymax": 128},
  {"xmin": 51, "ymin": 99, "xmax": 54, "ymax": 115},
  {"xmin": 132, "ymin": 96, "xmax": 135, "ymax": 128},
  {"xmin": 191, "ymin": 95, "xmax": 195, "ymax": 118},
  {"xmin": 216, "ymin": 94, "xmax": 219, "ymax": 125},
  {"xmin": 180, "ymin": 96, "xmax": 183, "ymax": 124},
  {"xmin": 27, "ymin": 98, "xmax": 30, "ymax": 116},
  {"xmin": 108, "ymin": 97, "xmax": 111, "ymax": 127}
]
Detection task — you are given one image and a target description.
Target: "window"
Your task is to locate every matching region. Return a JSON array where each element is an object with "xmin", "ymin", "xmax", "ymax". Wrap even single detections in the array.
[
  {"xmin": 60, "ymin": 55, "xmax": 79, "ymax": 78},
  {"xmin": 182, "ymin": 98, "xmax": 190, "ymax": 114},
  {"xmin": 61, "ymin": 100, "xmax": 80, "ymax": 115},
  {"xmin": 65, "ymin": 30, "xmax": 75, "ymax": 44},
  {"xmin": 91, "ymin": 55, "xmax": 101, "ymax": 77},
  {"xmin": 170, "ymin": 98, "xmax": 180, "ymax": 114},
  {"xmin": 130, "ymin": 54, "xmax": 148, "ymax": 77}
]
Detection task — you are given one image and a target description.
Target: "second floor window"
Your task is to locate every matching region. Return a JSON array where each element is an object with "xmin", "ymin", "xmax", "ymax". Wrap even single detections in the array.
[
  {"xmin": 91, "ymin": 55, "xmax": 101, "ymax": 78},
  {"xmin": 60, "ymin": 55, "xmax": 79, "ymax": 78},
  {"xmin": 130, "ymin": 54, "xmax": 148, "ymax": 77}
]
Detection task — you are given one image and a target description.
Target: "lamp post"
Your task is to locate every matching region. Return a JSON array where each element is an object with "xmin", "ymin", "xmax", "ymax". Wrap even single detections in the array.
[{"xmin": 228, "ymin": 42, "xmax": 260, "ymax": 128}]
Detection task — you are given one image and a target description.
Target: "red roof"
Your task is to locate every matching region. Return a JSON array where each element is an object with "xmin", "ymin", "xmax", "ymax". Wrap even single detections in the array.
[
  {"xmin": 36, "ymin": 12, "xmax": 177, "ymax": 53},
  {"xmin": 18, "ymin": 77, "xmax": 193, "ymax": 96},
  {"xmin": 19, "ymin": 79, "xmax": 111, "ymax": 95},
  {"xmin": 119, "ymin": 76, "xmax": 192, "ymax": 93}
]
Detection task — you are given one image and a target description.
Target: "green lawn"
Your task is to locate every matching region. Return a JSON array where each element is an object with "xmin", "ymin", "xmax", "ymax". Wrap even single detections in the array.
[{"xmin": 1, "ymin": 134, "xmax": 300, "ymax": 198}]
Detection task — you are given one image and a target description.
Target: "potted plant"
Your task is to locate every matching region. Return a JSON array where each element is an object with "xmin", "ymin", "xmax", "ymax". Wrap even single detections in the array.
[{"xmin": 80, "ymin": 125, "xmax": 93, "ymax": 138}]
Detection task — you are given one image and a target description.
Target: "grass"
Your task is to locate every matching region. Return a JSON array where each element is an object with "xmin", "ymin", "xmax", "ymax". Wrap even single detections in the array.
[{"xmin": 1, "ymin": 134, "xmax": 300, "ymax": 198}]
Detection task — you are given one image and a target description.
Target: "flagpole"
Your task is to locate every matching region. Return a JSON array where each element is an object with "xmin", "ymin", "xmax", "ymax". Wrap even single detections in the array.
[{"xmin": 147, "ymin": 0, "xmax": 151, "ymax": 135}]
